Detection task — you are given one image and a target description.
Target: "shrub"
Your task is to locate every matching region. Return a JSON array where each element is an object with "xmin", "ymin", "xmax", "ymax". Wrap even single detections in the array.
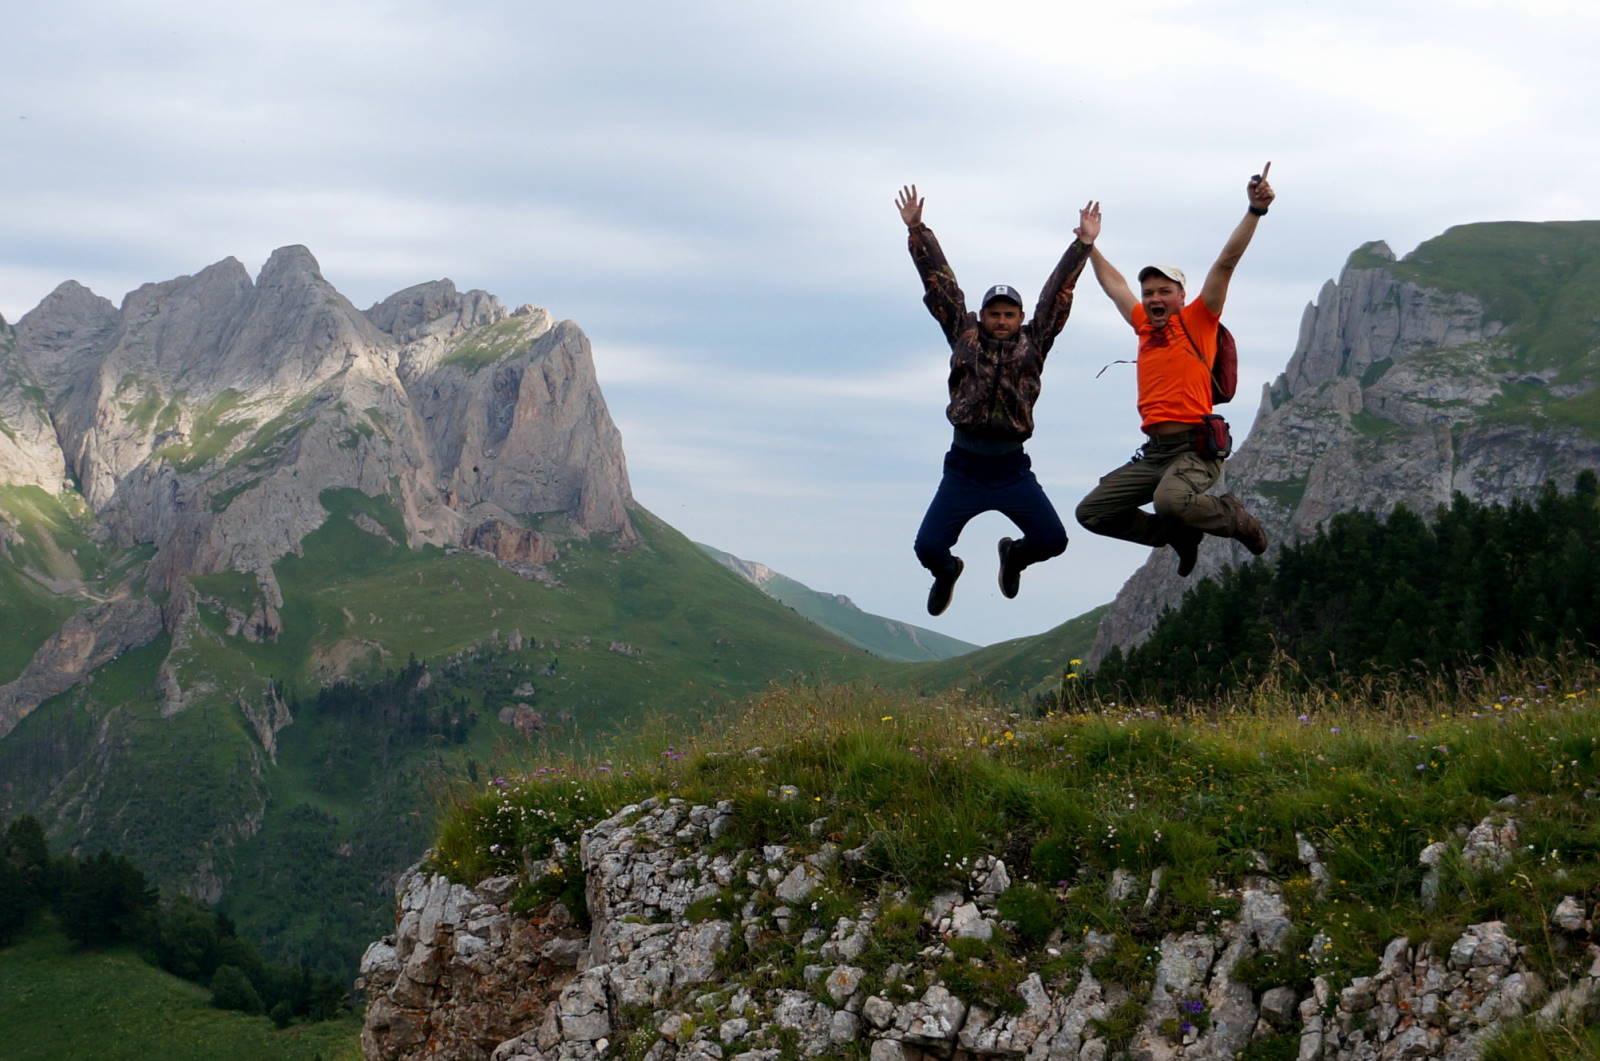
[{"xmin": 211, "ymin": 963, "xmax": 264, "ymax": 1014}]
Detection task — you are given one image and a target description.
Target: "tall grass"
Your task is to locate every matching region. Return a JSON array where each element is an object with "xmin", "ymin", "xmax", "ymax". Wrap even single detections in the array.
[{"xmin": 434, "ymin": 656, "xmax": 1600, "ymax": 992}]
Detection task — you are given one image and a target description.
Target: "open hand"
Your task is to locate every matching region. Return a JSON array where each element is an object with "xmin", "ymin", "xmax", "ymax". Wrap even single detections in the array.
[
  {"xmin": 1075, "ymin": 200, "xmax": 1101, "ymax": 244},
  {"xmin": 896, "ymin": 185, "xmax": 924, "ymax": 228},
  {"xmin": 1248, "ymin": 162, "xmax": 1275, "ymax": 211}
]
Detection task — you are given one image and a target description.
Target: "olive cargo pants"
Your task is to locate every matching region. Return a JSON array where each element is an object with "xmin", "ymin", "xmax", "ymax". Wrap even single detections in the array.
[{"xmin": 1074, "ymin": 433, "xmax": 1231, "ymax": 547}]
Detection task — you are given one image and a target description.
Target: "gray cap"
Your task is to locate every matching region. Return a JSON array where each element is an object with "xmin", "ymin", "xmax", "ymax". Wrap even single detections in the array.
[
  {"xmin": 981, "ymin": 283, "xmax": 1023, "ymax": 309},
  {"xmin": 1138, "ymin": 264, "xmax": 1187, "ymax": 288}
]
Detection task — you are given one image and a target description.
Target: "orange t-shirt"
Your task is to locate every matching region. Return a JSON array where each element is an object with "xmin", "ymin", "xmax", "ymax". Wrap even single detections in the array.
[{"xmin": 1131, "ymin": 298, "xmax": 1219, "ymax": 430}]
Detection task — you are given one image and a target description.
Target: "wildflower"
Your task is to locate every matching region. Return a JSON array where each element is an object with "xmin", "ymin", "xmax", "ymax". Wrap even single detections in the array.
[
  {"xmin": 1070, "ymin": 659, "xmax": 1082, "ymax": 665},
  {"xmin": 880, "ymin": 715, "xmax": 894, "ymax": 722},
  {"xmin": 1297, "ymin": 715, "xmax": 1310, "ymax": 724},
  {"xmin": 1330, "ymin": 727, "xmax": 1341, "ymax": 735}
]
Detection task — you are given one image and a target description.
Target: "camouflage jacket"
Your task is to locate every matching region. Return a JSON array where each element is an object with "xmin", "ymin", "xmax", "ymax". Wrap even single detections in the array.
[{"xmin": 908, "ymin": 223, "xmax": 1091, "ymax": 442}]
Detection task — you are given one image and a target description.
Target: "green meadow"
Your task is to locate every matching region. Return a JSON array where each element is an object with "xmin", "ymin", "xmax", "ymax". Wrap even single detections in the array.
[{"xmin": 0, "ymin": 920, "xmax": 361, "ymax": 1061}]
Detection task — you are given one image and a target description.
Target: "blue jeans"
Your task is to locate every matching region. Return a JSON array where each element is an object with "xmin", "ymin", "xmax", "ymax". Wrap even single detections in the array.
[{"xmin": 913, "ymin": 446, "xmax": 1068, "ymax": 577}]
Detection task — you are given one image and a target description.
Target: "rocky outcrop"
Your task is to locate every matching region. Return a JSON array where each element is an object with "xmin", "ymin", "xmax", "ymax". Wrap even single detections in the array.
[
  {"xmin": 1092, "ymin": 231, "xmax": 1600, "ymax": 662},
  {"xmin": 466, "ymin": 519, "xmax": 560, "ymax": 567},
  {"xmin": 360, "ymin": 872, "xmax": 588, "ymax": 1060},
  {"xmin": 1, "ymin": 248, "xmax": 636, "ymax": 605},
  {"xmin": 0, "ymin": 596, "xmax": 165, "ymax": 739},
  {"xmin": 362, "ymin": 799, "xmax": 1600, "ymax": 1061},
  {"xmin": 0, "ymin": 315, "xmax": 71, "ymax": 494}
]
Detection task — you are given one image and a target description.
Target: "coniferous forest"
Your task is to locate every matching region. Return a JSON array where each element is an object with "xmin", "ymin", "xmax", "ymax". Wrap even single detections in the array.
[
  {"xmin": 0, "ymin": 815, "xmax": 348, "ymax": 1027},
  {"xmin": 1086, "ymin": 473, "xmax": 1600, "ymax": 703}
]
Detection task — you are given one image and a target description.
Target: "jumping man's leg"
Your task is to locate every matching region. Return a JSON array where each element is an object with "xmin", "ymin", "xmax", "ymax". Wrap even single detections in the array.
[
  {"xmin": 914, "ymin": 471, "xmax": 987, "ymax": 577},
  {"xmin": 1150, "ymin": 452, "xmax": 1269, "ymax": 555},
  {"xmin": 1150, "ymin": 452, "xmax": 1227, "ymax": 533},
  {"xmin": 993, "ymin": 463, "xmax": 1068, "ymax": 598},
  {"xmin": 1074, "ymin": 454, "xmax": 1167, "ymax": 546},
  {"xmin": 913, "ymin": 456, "xmax": 992, "ymax": 614}
]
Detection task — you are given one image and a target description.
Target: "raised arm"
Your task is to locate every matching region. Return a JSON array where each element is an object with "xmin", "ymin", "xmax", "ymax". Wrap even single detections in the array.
[
  {"xmin": 1199, "ymin": 162, "xmax": 1276, "ymax": 315},
  {"xmin": 1090, "ymin": 245, "xmax": 1137, "ymax": 325},
  {"xmin": 897, "ymin": 184, "xmax": 968, "ymax": 341},
  {"xmin": 1029, "ymin": 200, "xmax": 1100, "ymax": 351}
]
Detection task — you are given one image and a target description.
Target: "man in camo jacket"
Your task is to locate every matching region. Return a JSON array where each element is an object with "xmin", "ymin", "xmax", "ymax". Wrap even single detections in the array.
[{"xmin": 896, "ymin": 186, "xmax": 1100, "ymax": 615}]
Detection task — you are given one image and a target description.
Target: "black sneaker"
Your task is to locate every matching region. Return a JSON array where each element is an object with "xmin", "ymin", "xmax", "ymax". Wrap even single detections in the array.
[
  {"xmin": 997, "ymin": 537, "xmax": 1023, "ymax": 599},
  {"xmin": 1171, "ymin": 524, "xmax": 1202, "ymax": 577},
  {"xmin": 927, "ymin": 558, "xmax": 964, "ymax": 616}
]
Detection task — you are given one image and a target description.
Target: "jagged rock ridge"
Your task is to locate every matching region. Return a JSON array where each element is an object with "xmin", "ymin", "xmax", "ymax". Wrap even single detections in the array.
[
  {"xmin": 0, "ymin": 247, "xmax": 636, "ymax": 737},
  {"xmin": 1091, "ymin": 222, "xmax": 1600, "ymax": 662}
]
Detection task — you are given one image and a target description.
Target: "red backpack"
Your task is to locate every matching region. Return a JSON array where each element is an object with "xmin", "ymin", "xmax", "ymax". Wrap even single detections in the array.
[
  {"xmin": 1177, "ymin": 317, "xmax": 1237, "ymax": 405},
  {"xmin": 1212, "ymin": 323, "xmax": 1238, "ymax": 405}
]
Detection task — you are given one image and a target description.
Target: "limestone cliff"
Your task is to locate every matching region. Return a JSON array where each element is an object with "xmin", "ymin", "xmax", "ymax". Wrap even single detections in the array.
[
  {"xmin": 0, "ymin": 312, "xmax": 72, "ymax": 493},
  {"xmin": 0, "ymin": 247, "xmax": 636, "ymax": 734},
  {"xmin": 360, "ymin": 799, "xmax": 1600, "ymax": 1061},
  {"xmin": 1091, "ymin": 222, "xmax": 1600, "ymax": 662}
]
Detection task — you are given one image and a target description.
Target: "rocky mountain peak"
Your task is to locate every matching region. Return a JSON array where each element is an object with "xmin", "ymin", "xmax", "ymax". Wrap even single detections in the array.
[
  {"xmin": 365, "ymin": 279, "xmax": 509, "ymax": 343},
  {"xmin": 1350, "ymin": 239, "xmax": 1395, "ymax": 264},
  {"xmin": 256, "ymin": 243, "xmax": 325, "ymax": 285},
  {"xmin": 11, "ymin": 281, "xmax": 118, "ymax": 400},
  {"xmin": 1090, "ymin": 220, "xmax": 1600, "ymax": 662},
  {"xmin": 1, "ymin": 246, "xmax": 637, "ymax": 612}
]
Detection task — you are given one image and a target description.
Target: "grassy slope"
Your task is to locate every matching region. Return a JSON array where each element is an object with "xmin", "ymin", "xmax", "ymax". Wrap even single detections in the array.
[
  {"xmin": 0, "ymin": 562, "xmax": 81, "ymax": 685},
  {"xmin": 1384, "ymin": 221, "xmax": 1600, "ymax": 434},
  {"xmin": 187, "ymin": 493, "xmax": 881, "ymax": 722},
  {"xmin": 2, "ymin": 477, "xmax": 1106, "ymax": 980},
  {"xmin": 3, "ymin": 487, "xmax": 897, "ymax": 980},
  {"xmin": 186, "ymin": 495, "xmax": 888, "ymax": 974},
  {"xmin": 697, "ymin": 542, "xmax": 979, "ymax": 663},
  {"xmin": 877, "ymin": 604, "xmax": 1108, "ymax": 699},
  {"xmin": 0, "ymin": 485, "xmax": 112, "ymax": 684},
  {"xmin": 0, "ymin": 920, "xmax": 360, "ymax": 1061},
  {"xmin": 0, "ymin": 635, "xmax": 278, "ymax": 889}
]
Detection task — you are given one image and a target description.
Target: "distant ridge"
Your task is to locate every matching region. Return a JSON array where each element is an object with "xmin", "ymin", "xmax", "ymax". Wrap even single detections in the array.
[{"xmin": 696, "ymin": 543, "xmax": 979, "ymax": 663}]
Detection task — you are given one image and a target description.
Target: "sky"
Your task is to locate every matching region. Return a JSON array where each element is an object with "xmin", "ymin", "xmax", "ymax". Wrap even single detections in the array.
[{"xmin": 3, "ymin": 0, "xmax": 1598, "ymax": 647}]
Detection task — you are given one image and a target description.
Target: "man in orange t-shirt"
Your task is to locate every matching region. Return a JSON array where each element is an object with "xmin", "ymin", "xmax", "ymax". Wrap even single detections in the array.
[{"xmin": 1074, "ymin": 166, "xmax": 1275, "ymax": 576}]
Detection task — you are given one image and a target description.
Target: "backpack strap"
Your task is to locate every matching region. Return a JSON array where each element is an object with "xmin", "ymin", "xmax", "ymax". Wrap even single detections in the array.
[{"xmin": 1173, "ymin": 312, "xmax": 1207, "ymax": 366}]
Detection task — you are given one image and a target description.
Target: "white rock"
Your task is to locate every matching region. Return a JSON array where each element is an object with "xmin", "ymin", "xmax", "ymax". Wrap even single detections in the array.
[{"xmin": 1552, "ymin": 896, "xmax": 1587, "ymax": 932}]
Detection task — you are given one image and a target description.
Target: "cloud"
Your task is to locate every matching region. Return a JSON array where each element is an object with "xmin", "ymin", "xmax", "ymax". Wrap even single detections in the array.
[{"xmin": 4, "ymin": 0, "xmax": 1597, "ymax": 645}]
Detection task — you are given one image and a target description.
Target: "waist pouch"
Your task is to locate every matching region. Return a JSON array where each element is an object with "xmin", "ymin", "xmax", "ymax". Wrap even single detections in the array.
[{"xmin": 1194, "ymin": 414, "xmax": 1232, "ymax": 460}]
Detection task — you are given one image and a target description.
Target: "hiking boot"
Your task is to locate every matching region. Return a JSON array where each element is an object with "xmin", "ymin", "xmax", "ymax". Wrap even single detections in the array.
[
  {"xmin": 927, "ymin": 557, "xmax": 964, "ymax": 616},
  {"xmin": 997, "ymin": 537, "xmax": 1023, "ymax": 599},
  {"xmin": 1220, "ymin": 494, "xmax": 1269, "ymax": 555},
  {"xmin": 1170, "ymin": 524, "xmax": 1203, "ymax": 577}
]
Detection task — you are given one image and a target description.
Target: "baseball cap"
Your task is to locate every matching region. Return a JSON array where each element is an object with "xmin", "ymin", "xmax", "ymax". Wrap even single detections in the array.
[
  {"xmin": 1137, "ymin": 265, "xmax": 1187, "ymax": 288},
  {"xmin": 981, "ymin": 284, "xmax": 1023, "ymax": 309}
]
